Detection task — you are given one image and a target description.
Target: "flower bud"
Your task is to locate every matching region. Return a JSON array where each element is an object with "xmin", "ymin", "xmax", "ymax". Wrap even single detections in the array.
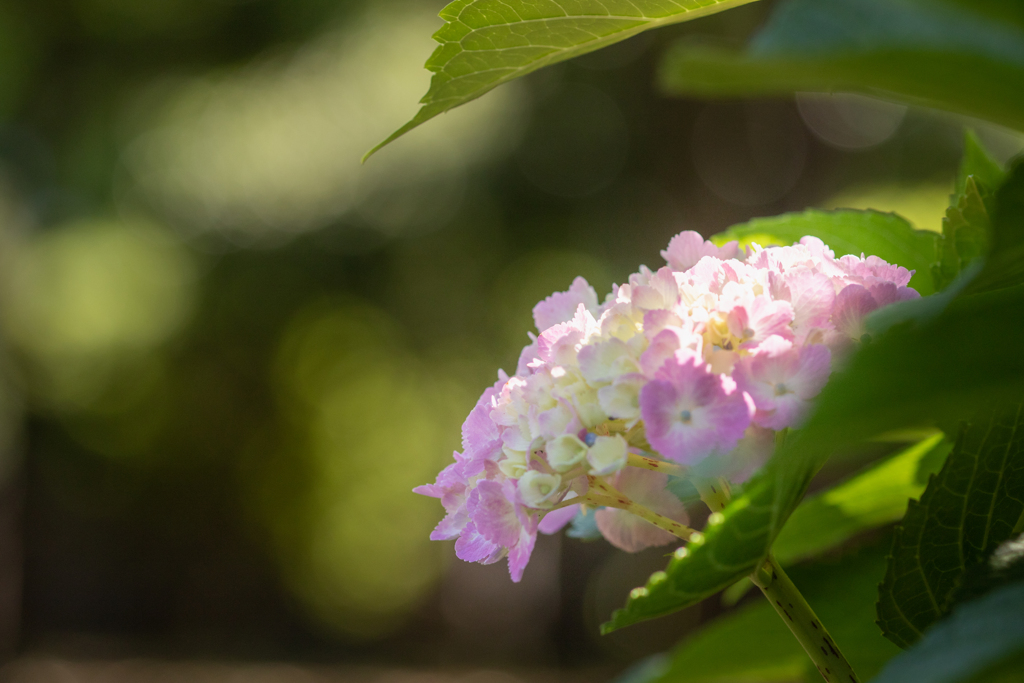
[
  {"xmin": 499, "ymin": 448, "xmax": 528, "ymax": 478},
  {"xmin": 546, "ymin": 434, "xmax": 588, "ymax": 471},
  {"xmin": 587, "ymin": 434, "xmax": 628, "ymax": 475},
  {"xmin": 517, "ymin": 471, "xmax": 562, "ymax": 508}
]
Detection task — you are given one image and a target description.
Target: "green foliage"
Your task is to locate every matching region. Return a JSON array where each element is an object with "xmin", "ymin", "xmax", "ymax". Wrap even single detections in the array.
[
  {"xmin": 932, "ymin": 178, "xmax": 996, "ymax": 291},
  {"xmin": 366, "ymin": 0, "xmax": 760, "ymax": 158},
  {"xmin": 658, "ymin": 0, "xmax": 1024, "ymax": 132},
  {"xmin": 876, "ymin": 403, "xmax": 1024, "ymax": 648},
  {"xmin": 772, "ymin": 434, "xmax": 950, "ymax": 566},
  {"xmin": 872, "ymin": 581, "xmax": 1024, "ymax": 683},
  {"xmin": 721, "ymin": 435, "xmax": 950, "ymax": 608},
  {"xmin": 655, "ymin": 549, "xmax": 901, "ymax": 683},
  {"xmin": 951, "ymin": 532, "xmax": 1024, "ymax": 607},
  {"xmin": 868, "ymin": 157, "xmax": 1022, "ymax": 333},
  {"xmin": 933, "ymin": 132, "xmax": 1006, "ymax": 291},
  {"xmin": 956, "ymin": 130, "xmax": 1008, "ymax": 198},
  {"xmin": 602, "ymin": 437, "xmax": 814, "ymax": 631},
  {"xmin": 712, "ymin": 208, "xmax": 938, "ymax": 296},
  {"xmin": 967, "ymin": 157, "xmax": 1024, "ymax": 294}
]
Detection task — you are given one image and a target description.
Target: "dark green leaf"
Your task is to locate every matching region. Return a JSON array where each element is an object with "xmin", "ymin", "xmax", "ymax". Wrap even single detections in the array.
[
  {"xmin": 602, "ymin": 424, "xmax": 836, "ymax": 632},
  {"xmin": 876, "ymin": 403, "xmax": 1024, "ymax": 648},
  {"xmin": 773, "ymin": 434, "xmax": 950, "ymax": 566},
  {"xmin": 366, "ymin": 0, "xmax": 760, "ymax": 158},
  {"xmin": 658, "ymin": 0, "xmax": 1024, "ymax": 132},
  {"xmin": 952, "ymin": 532, "xmax": 1024, "ymax": 607},
  {"xmin": 932, "ymin": 177, "xmax": 995, "ymax": 291},
  {"xmin": 966, "ymin": 157, "xmax": 1024, "ymax": 293},
  {"xmin": 712, "ymin": 209, "xmax": 938, "ymax": 296},
  {"xmin": 933, "ymin": 132, "xmax": 1006, "ymax": 291},
  {"xmin": 655, "ymin": 549, "xmax": 901, "ymax": 683},
  {"xmin": 721, "ymin": 435, "xmax": 949, "ymax": 607},
  {"xmin": 956, "ymin": 130, "xmax": 1007, "ymax": 198},
  {"xmin": 872, "ymin": 581, "xmax": 1024, "ymax": 683}
]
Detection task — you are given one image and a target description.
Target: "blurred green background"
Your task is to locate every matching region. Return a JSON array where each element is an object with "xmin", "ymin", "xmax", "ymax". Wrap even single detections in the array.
[{"xmin": 0, "ymin": 0, "xmax": 1019, "ymax": 678}]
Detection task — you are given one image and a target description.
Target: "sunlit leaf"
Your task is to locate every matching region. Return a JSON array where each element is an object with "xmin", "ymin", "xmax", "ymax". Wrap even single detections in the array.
[
  {"xmin": 721, "ymin": 435, "xmax": 949, "ymax": 607},
  {"xmin": 658, "ymin": 0, "xmax": 1024, "ymax": 132},
  {"xmin": 772, "ymin": 434, "xmax": 950, "ymax": 566},
  {"xmin": 655, "ymin": 549, "xmax": 901, "ymax": 683},
  {"xmin": 873, "ymin": 581, "xmax": 1024, "ymax": 683},
  {"xmin": 932, "ymin": 178, "xmax": 993, "ymax": 292},
  {"xmin": 933, "ymin": 133, "xmax": 1006, "ymax": 291},
  {"xmin": 876, "ymin": 402, "xmax": 1024, "ymax": 648},
  {"xmin": 366, "ymin": 0, "xmax": 761, "ymax": 158},
  {"xmin": 869, "ymin": 158, "xmax": 1024, "ymax": 332},
  {"xmin": 711, "ymin": 208, "xmax": 938, "ymax": 296},
  {"xmin": 601, "ymin": 433, "xmax": 819, "ymax": 632}
]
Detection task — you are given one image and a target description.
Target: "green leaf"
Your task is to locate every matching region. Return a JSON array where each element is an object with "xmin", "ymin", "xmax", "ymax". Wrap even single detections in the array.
[
  {"xmin": 602, "ymin": 432, "xmax": 823, "ymax": 632},
  {"xmin": 870, "ymin": 158, "xmax": 1024, "ymax": 330},
  {"xmin": 720, "ymin": 435, "xmax": 949, "ymax": 607},
  {"xmin": 658, "ymin": 0, "xmax": 1024, "ymax": 132},
  {"xmin": 933, "ymin": 132, "xmax": 1006, "ymax": 291},
  {"xmin": 966, "ymin": 157, "xmax": 1024, "ymax": 294},
  {"xmin": 366, "ymin": 0, "xmax": 761, "ymax": 158},
  {"xmin": 772, "ymin": 434, "xmax": 951, "ymax": 566},
  {"xmin": 932, "ymin": 177, "xmax": 996, "ymax": 291},
  {"xmin": 872, "ymin": 581, "xmax": 1024, "ymax": 683},
  {"xmin": 605, "ymin": 165, "xmax": 1024, "ymax": 634},
  {"xmin": 712, "ymin": 208, "xmax": 938, "ymax": 296},
  {"xmin": 956, "ymin": 130, "xmax": 1007, "ymax": 198},
  {"xmin": 952, "ymin": 532, "xmax": 1024, "ymax": 607},
  {"xmin": 876, "ymin": 402, "xmax": 1024, "ymax": 649},
  {"xmin": 655, "ymin": 549, "xmax": 901, "ymax": 683}
]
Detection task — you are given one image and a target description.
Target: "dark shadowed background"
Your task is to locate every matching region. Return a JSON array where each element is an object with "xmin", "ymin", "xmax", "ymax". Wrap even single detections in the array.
[{"xmin": 0, "ymin": 0, "xmax": 1018, "ymax": 680}]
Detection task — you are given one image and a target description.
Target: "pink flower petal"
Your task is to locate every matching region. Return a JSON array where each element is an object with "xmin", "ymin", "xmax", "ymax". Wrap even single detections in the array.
[
  {"xmin": 661, "ymin": 231, "xmax": 739, "ymax": 271},
  {"xmin": 533, "ymin": 277, "xmax": 599, "ymax": 332},
  {"xmin": 639, "ymin": 351, "xmax": 752, "ymax": 464},
  {"xmin": 507, "ymin": 515, "xmax": 538, "ymax": 582},
  {"xmin": 469, "ymin": 480, "xmax": 521, "ymax": 548},
  {"xmin": 538, "ymin": 504, "xmax": 579, "ymax": 535},
  {"xmin": 595, "ymin": 469, "xmax": 688, "ymax": 552},
  {"xmin": 455, "ymin": 522, "xmax": 503, "ymax": 564}
]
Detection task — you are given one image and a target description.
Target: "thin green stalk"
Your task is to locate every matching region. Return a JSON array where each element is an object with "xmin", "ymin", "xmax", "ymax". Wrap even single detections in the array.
[
  {"xmin": 626, "ymin": 452, "xmax": 687, "ymax": 477},
  {"xmin": 751, "ymin": 554, "xmax": 860, "ymax": 683},
  {"xmin": 694, "ymin": 477, "xmax": 731, "ymax": 512},
  {"xmin": 694, "ymin": 474, "xmax": 860, "ymax": 683},
  {"xmin": 583, "ymin": 465, "xmax": 862, "ymax": 683},
  {"xmin": 585, "ymin": 476, "xmax": 697, "ymax": 539}
]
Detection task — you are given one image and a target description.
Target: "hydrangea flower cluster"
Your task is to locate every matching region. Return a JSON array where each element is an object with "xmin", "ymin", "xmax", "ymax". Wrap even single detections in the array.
[{"xmin": 416, "ymin": 232, "xmax": 919, "ymax": 581}]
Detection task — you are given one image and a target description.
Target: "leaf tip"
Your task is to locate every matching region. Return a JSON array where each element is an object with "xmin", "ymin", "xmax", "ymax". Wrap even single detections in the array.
[
  {"xmin": 600, "ymin": 612, "xmax": 625, "ymax": 635},
  {"xmin": 362, "ymin": 120, "xmax": 418, "ymax": 164}
]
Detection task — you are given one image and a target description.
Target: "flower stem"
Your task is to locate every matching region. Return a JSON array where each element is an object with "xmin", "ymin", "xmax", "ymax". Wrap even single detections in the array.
[
  {"xmin": 626, "ymin": 453, "xmax": 687, "ymax": 477},
  {"xmin": 692, "ymin": 473, "xmax": 859, "ymax": 683},
  {"xmin": 585, "ymin": 476, "xmax": 697, "ymax": 539},
  {"xmin": 694, "ymin": 477, "xmax": 731, "ymax": 512},
  {"xmin": 751, "ymin": 554, "xmax": 860, "ymax": 683}
]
